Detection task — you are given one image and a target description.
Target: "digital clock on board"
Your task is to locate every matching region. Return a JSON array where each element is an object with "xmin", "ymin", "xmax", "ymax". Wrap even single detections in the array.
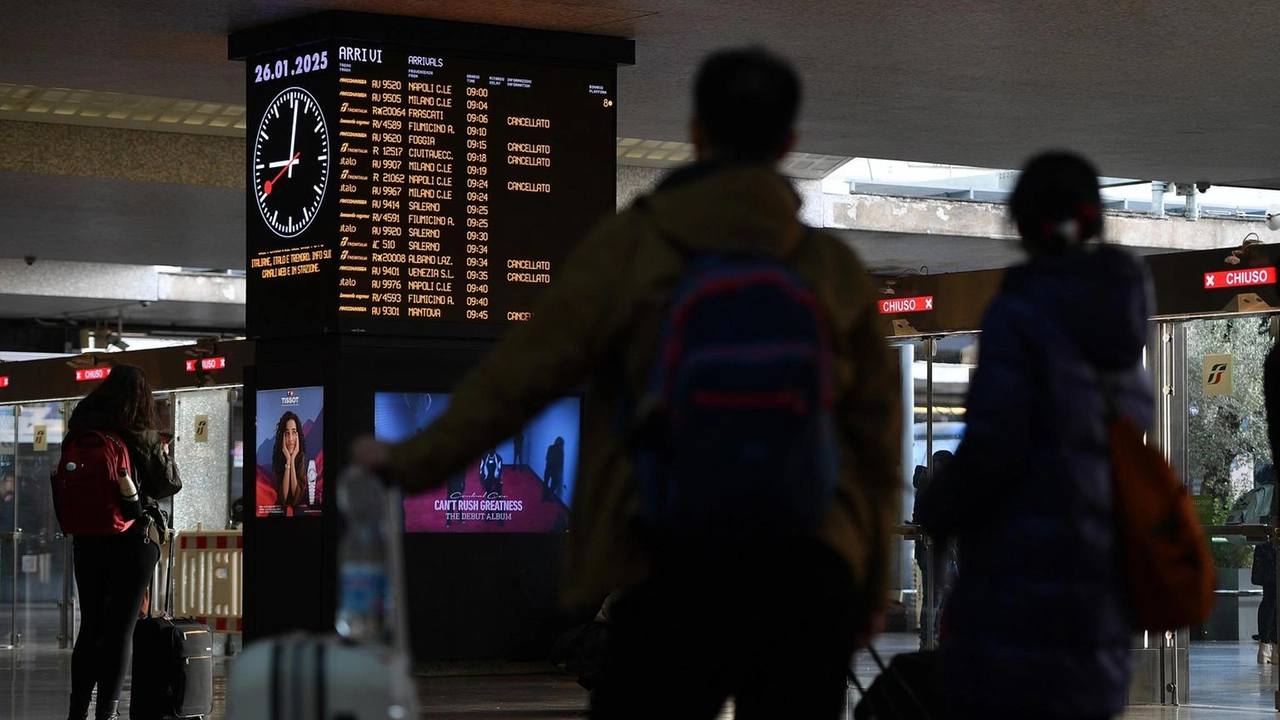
[{"xmin": 252, "ymin": 86, "xmax": 331, "ymax": 238}]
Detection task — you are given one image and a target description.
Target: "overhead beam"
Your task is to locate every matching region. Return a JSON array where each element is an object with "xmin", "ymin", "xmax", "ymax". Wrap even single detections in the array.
[
  {"xmin": 825, "ymin": 193, "xmax": 1274, "ymax": 252},
  {"xmin": 0, "ymin": 120, "xmax": 243, "ymax": 187},
  {"xmin": 0, "ymin": 259, "xmax": 243, "ymax": 305}
]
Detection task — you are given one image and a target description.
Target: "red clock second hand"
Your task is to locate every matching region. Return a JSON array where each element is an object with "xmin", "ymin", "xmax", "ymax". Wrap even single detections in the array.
[{"xmin": 263, "ymin": 151, "xmax": 302, "ymax": 196}]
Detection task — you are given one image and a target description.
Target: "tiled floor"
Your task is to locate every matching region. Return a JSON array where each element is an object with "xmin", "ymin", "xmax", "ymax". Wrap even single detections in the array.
[{"xmin": 4, "ymin": 613, "xmax": 1280, "ymax": 719}]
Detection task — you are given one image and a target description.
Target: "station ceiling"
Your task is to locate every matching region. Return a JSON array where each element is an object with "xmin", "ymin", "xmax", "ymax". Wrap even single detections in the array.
[{"xmin": 2, "ymin": 0, "xmax": 1278, "ymax": 330}]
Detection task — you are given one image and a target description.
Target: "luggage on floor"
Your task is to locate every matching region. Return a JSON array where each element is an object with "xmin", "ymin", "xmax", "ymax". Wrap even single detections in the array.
[
  {"xmin": 227, "ymin": 466, "xmax": 417, "ymax": 720},
  {"xmin": 131, "ymin": 529, "xmax": 214, "ymax": 719},
  {"xmin": 225, "ymin": 632, "xmax": 417, "ymax": 720},
  {"xmin": 848, "ymin": 647, "xmax": 940, "ymax": 720}
]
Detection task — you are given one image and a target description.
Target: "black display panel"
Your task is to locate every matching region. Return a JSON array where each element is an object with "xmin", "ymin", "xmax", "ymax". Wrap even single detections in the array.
[{"xmin": 245, "ymin": 40, "xmax": 617, "ymax": 338}]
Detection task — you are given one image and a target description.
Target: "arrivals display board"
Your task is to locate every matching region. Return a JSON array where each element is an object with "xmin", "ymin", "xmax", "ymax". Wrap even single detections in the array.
[{"xmin": 243, "ymin": 31, "xmax": 619, "ymax": 338}]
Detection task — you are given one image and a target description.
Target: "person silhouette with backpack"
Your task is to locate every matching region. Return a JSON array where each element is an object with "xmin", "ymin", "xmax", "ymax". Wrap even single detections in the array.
[
  {"xmin": 916, "ymin": 152, "xmax": 1153, "ymax": 720},
  {"xmin": 56, "ymin": 365, "xmax": 182, "ymax": 720},
  {"xmin": 353, "ymin": 46, "xmax": 900, "ymax": 720}
]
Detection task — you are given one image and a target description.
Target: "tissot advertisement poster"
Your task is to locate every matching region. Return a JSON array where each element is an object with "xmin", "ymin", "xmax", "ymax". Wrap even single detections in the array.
[
  {"xmin": 374, "ymin": 392, "xmax": 580, "ymax": 532},
  {"xmin": 255, "ymin": 386, "xmax": 325, "ymax": 517}
]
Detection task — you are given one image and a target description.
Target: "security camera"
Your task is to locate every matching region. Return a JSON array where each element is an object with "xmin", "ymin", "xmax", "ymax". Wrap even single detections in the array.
[
  {"xmin": 139, "ymin": 300, "xmax": 151, "ymax": 308},
  {"xmin": 23, "ymin": 255, "xmax": 35, "ymax": 266},
  {"xmin": 1196, "ymin": 182, "xmax": 1212, "ymax": 194}
]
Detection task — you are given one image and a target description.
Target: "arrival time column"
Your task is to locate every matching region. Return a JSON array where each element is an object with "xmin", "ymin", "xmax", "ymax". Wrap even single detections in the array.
[{"xmin": 463, "ymin": 78, "xmax": 492, "ymax": 321}]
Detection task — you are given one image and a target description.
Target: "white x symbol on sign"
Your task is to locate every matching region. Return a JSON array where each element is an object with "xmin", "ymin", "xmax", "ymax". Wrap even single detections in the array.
[
  {"xmin": 924, "ymin": 297, "xmax": 934, "ymax": 310},
  {"xmin": 1205, "ymin": 274, "xmax": 1216, "ymax": 287}
]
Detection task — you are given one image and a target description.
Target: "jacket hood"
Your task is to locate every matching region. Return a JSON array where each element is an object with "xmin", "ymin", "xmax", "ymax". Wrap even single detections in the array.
[
  {"xmin": 1001, "ymin": 244, "xmax": 1150, "ymax": 370},
  {"xmin": 643, "ymin": 161, "xmax": 805, "ymax": 256}
]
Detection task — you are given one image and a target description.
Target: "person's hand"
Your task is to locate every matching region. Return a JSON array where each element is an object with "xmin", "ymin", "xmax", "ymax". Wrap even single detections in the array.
[{"xmin": 350, "ymin": 434, "xmax": 391, "ymax": 473}]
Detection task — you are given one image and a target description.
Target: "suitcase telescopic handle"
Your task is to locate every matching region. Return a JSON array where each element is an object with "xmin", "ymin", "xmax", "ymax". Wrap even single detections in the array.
[{"xmin": 165, "ymin": 527, "xmax": 178, "ymax": 617}]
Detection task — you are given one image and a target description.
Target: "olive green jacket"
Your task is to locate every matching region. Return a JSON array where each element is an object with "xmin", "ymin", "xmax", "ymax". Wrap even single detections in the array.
[{"xmin": 391, "ymin": 163, "xmax": 901, "ymax": 610}]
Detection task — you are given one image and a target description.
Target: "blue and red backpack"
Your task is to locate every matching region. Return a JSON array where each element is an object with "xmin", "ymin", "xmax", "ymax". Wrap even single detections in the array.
[
  {"xmin": 51, "ymin": 430, "xmax": 135, "ymax": 535},
  {"xmin": 631, "ymin": 246, "xmax": 838, "ymax": 537}
]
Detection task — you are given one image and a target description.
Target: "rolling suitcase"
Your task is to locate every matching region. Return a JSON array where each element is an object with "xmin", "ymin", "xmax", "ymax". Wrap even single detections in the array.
[
  {"xmin": 226, "ymin": 467, "xmax": 418, "ymax": 720},
  {"xmin": 131, "ymin": 529, "xmax": 215, "ymax": 719}
]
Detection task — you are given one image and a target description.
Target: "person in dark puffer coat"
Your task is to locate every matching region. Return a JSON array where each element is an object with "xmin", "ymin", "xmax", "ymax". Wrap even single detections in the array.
[{"xmin": 916, "ymin": 151, "xmax": 1152, "ymax": 720}]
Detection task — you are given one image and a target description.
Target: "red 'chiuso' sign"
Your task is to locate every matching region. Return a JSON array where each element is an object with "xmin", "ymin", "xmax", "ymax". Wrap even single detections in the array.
[
  {"xmin": 878, "ymin": 296, "xmax": 935, "ymax": 315},
  {"xmin": 75, "ymin": 367, "xmax": 111, "ymax": 382},
  {"xmin": 185, "ymin": 357, "xmax": 227, "ymax": 372},
  {"xmin": 1203, "ymin": 267, "xmax": 1277, "ymax": 289},
  {"xmin": 0, "ymin": 376, "xmax": 9, "ymax": 388}
]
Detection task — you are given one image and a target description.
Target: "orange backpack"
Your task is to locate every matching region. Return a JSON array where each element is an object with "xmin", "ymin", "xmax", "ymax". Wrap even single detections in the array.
[{"xmin": 1109, "ymin": 411, "xmax": 1215, "ymax": 631}]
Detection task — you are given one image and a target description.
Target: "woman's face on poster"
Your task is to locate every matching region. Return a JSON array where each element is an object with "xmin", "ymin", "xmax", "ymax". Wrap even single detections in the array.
[{"xmin": 283, "ymin": 418, "xmax": 300, "ymax": 455}]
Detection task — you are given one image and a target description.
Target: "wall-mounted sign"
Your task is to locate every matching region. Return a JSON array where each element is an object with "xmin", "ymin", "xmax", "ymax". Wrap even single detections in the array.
[
  {"xmin": 1203, "ymin": 353, "xmax": 1234, "ymax": 395},
  {"xmin": 1203, "ymin": 267, "xmax": 1277, "ymax": 290},
  {"xmin": 75, "ymin": 367, "xmax": 111, "ymax": 382},
  {"xmin": 33, "ymin": 425, "xmax": 48, "ymax": 452},
  {"xmin": 185, "ymin": 357, "xmax": 227, "ymax": 372},
  {"xmin": 194, "ymin": 414, "xmax": 211, "ymax": 443},
  {"xmin": 878, "ymin": 296, "xmax": 935, "ymax": 315}
]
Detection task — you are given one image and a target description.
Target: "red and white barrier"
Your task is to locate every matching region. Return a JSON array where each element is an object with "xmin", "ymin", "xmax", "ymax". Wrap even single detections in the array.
[{"xmin": 173, "ymin": 526, "xmax": 243, "ymax": 634}]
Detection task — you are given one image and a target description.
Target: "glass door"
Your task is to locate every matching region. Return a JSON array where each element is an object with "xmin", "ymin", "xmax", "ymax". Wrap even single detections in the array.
[
  {"xmin": 1154, "ymin": 314, "xmax": 1280, "ymax": 711},
  {"xmin": 0, "ymin": 406, "xmax": 16, "ymax": 649},
  {"xmin": 4, "ymin": 402, "xmax": 71, "ymax": 650},
  {"xmin": 851, "ymin": 335, "xmax": 976, "ymax": 689}
]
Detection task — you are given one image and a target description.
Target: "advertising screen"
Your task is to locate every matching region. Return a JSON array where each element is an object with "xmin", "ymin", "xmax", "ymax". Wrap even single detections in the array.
[
  {"xmin": 374, "ymin": 391, "xmax": 579, "ymax": 532},
  {"xmin": 255, "ymin": 386, "xmax": 325, "ymax": 517}
]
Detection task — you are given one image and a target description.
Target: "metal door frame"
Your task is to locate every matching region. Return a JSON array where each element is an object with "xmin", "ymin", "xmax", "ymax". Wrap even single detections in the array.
[{"xmin": 1151, "ymin": 315, "xmax": 1280, "ymax": 711}]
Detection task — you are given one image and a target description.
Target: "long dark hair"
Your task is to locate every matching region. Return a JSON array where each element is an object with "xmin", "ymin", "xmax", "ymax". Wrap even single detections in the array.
[
  {"xmin": 271, "ymin": 411, "xmax": 306, "ymax": 485},
  {"xmin": 77, "ymin": 364, "xmax": 159, "ymax": 432}
]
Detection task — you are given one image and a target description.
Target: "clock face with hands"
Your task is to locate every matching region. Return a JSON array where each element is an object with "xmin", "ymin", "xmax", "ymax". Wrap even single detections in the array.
[{"xmin": 253, "ymin": 87, "xmax": 330, "ymax": 238}]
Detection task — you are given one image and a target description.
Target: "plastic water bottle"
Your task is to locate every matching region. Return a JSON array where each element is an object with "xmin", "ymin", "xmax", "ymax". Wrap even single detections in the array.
[
  {"xmin": 117, "ymin": 467, "xmax": 139, "ymax": 504},
  {"xmin": 335, "ymin": 466, "xmax": 397, "ymax": 644}
]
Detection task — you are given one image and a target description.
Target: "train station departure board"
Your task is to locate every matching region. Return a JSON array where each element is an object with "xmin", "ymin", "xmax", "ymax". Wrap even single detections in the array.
[{"xmin": 240, "ymin": 21, "xmax": 625, "ymax": 338}]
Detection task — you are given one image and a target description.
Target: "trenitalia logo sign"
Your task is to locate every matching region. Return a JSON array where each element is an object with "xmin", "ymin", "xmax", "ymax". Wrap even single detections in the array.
[
  {"xmin": 1203, "ymin": 267, "xmax": 1277, "ymax": 289},
  {"xmin": 1203, "ymin": 353, "xmax": 1234, "ymax": 396},
  {"xmin": 1206, "ymin": 363, "xmax": 1229, "ymax": 386},
  {"xmin": 878, "ymin": 296, "xmax": 934, "ymax": 315}
]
